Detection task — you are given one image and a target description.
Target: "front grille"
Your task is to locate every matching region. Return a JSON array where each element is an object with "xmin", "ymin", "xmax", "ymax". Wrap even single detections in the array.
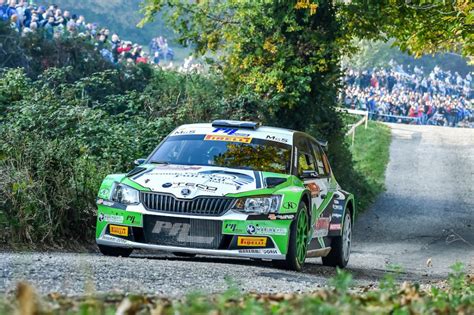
[
  {"xmin": 143, "ymin": 215, "xmax": 223, "ymax": 249},
  {"xmin": 141, "ymin": 192, "xmax": 234, "ymax": 216}
]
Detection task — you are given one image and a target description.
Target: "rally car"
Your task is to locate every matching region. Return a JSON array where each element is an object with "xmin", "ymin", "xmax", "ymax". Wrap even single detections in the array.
[{"xmin": 96, "ymin": 120, "xmax": 355, "ymax": 271}]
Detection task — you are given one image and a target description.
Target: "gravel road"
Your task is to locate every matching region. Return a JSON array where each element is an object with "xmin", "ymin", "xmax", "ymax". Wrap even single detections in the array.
[{"xmin": 1, "ymin": 124, "xmax": 473, "ymax": 297}]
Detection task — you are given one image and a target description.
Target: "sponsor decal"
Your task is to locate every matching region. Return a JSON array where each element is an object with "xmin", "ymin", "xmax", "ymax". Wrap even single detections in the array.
[
  {"xmin": 282, "ymin": 201, "xmax": 297, "ymax": 210},
  {"xmin": 225, "ymin": 223, "xmax": 237, "ymax": 232},
  {"xmin": 154, "ymin": 165, "xmax": 202, "ymax": 171},
  {"xmin": 246, "ymin": 224, "xmax": 287, "ymax": 236},
  {"xmin": 161, "ymin": 182, "xmax": 218, "ymax": 192},
  {"xmin": 102, "ymin": 234, "xmax": 128, "ymax": 244},
  {"xmin": 247, "ymin": 225, "xmax": 256, "ymax": 234},
  {"xmin": 313, "ymin": 217, "xmax": 330, "ymax": 238},
  {"xmin": 238, "ymin": 248, "xmax": 279, "ymax": 255},
  {"xmin": 224, "ymin": 221, "xmax": 289, "ymax": 235},
  {"xmin": 237, "ymin": 236, "xmax": 267, "ymax": 247},
  {"xmin": 204, "ymin": 134, "xmax": 252, "ymax": 144},
  {"xmin": 98, "ymin": 213, "xmax": 124, "ymax": 224},
  {"xmin": 333, "ymin": 204, "xmax": 343, "ymax": 210},
  {"xmin": 266, "ymin": 135, "xmax": 289, "ymax": 143},
  {"xmin": 196, "ymin": 184, "xmax": 218, "ymax": 192},
  {"xmin": 333, "ymin": 199, "xmax": 340, "ymax": 205},
  {"xmin": 212, "ymin": 128, "xmax": 250, "ymax": 137},
  {"xmin": 331, "ymin": 213, "xmax": 342, "ymax": 219},
  {"xmin": 197, "ymin": 170, "xmax": 254, "ymax": 189},
  {"xmin": 329, "ymin": 223, "xmax": 342, "ymax": 231},
  {"xmin": 173, "ymin": 129, "xmax": 196, "ymax": 135},
  {"xmin": 268, "ymin": 214, "xmax": 295, "ymax": 220},
  {"xmin": 263, "ymin": 249, "xmax": 279, "ymax": 255},
  {"xmin": 152, "ymin": 221, "xmax": 214, "ymax": 244},
  {"xmin": 126, "ymin": 215, "xmax": 136, "ymax": 224},
  {"xmin": 110, "ymin": 225, "xmax": 128, "ymax": 236}
]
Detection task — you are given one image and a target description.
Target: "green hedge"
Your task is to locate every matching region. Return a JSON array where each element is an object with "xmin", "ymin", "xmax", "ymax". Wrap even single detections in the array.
[
  {"xmin": 0, "ymin": 66, "xmax": 272, "ymax": 246},
  {"xmin": 0, "ymin": 22, "xmax": 380, "ymax": 247}
]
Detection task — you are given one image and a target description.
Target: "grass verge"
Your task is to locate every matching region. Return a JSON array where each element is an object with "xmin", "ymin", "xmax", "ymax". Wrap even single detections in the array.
[
  {"xmin": 1, "ymin": 264, "xmax": 472, "ymax": 315},
  {"xmin": 348, "ymin": 120, "xmax": 391, "ymax": 211}
]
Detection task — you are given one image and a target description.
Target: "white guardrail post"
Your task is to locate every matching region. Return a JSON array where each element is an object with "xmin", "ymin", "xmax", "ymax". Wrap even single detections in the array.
[{"xmin": 336, "ymin": 107, "xmax": 369, "ymax": 148}]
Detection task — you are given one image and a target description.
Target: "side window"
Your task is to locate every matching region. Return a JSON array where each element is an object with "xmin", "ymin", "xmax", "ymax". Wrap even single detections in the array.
[
  {"xmin": 321, "ymin": 151, "xmax": 331, "ymax": 175},
  {"xmin": 296, "ymin": 137, "xmax": 317, "ymax": 176},
  {"xmin": 310, "ymin": 141, "xmax": 329, "ymax": 176}
]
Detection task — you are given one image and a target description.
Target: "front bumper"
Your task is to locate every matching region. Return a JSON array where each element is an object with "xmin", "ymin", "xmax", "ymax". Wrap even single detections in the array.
[
  {"xmin": 96, "ymin": 203, "xmax": 292, "ymax": 261},
  {"xmin": 97, "ymin": 235, "xmax": 285, "ymax": 260}
]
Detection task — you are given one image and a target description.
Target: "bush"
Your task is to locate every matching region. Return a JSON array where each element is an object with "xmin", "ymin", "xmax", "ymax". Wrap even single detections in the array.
[
  {"xmin": 0, "ymin": 66, "xmax": 271, "ymax": 246},
  {"xmin": 0, "ymin": 64, "xmax": 380, "ymax": 246}
]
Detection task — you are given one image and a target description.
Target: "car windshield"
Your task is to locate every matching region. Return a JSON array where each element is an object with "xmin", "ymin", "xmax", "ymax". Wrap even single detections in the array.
[{"xmin": 148, "ymin": 134, "xmax": 292, "ymax": 174}]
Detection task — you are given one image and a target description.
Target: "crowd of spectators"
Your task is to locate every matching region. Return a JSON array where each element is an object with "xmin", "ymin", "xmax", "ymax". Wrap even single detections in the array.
[
  {"xmin": 0, "ymin": 0, "xmax": 175, "ymax": 66},
  {"xmin": 344, "ymin": 61, "xmax": 473, "ymax": 127}
]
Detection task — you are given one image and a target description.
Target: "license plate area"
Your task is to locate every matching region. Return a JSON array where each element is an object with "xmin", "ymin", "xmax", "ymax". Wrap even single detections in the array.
[{"xmin": 143, "ymin": 215, "xmax": 223, "ymax": 249}]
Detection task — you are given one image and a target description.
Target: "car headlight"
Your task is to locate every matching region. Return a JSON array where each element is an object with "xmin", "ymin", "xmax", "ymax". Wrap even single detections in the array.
[
  {"xmin": 111, "ymin": 183, "xmax": 140, "ymax": 205},
  {"xmin": 233, "ymin": 195, "xmax": 281, "ymax": 215}
]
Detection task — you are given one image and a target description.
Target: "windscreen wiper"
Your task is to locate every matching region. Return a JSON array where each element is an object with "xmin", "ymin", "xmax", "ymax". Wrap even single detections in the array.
[{"xmin": 149, "ymin": 161, "xmax": 170, "ymax": 165}]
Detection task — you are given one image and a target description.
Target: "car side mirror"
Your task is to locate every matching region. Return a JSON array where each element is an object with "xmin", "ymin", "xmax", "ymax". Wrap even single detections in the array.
[
  {"xmin": 134, "ymin": 158, "xmax": 146, "ymax": 166},
  {"xmin": 301, "ymin": 170, "xmax": 320, "ymax": 179}
]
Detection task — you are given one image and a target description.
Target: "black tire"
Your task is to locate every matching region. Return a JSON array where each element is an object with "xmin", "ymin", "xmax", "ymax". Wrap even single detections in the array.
[
  {"xmin": 322, "ymin": 211, "xmax": 352, "ymax": 268},
  {"xmin": 274, "ymin": 202, "xmax": 309, "ymax": 272},
  {"xmin": 173, "ymin": 252, "xmax": 197, "ymax": 258},
  {"xmin": 98, "ymin": 244, "xmax": 133, "ymax": 257}
]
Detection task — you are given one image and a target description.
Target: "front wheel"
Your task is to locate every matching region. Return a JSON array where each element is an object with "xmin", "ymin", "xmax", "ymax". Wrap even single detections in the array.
[
  {"xmin": 275, "ymin": 201, "xmax": 309, "ymax": 271},
  {"xmin": 322, "ymin": 211, "xmax": 352, "ymax": 268},
  {"xmin": 98, "ymin": 244, "xmax": 133, "ymax": 257}
]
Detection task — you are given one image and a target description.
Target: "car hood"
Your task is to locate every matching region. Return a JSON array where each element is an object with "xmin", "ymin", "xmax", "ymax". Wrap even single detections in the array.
[{"xmin": 129, "ymin": 164, "xmax": 264, "ymax": 198}]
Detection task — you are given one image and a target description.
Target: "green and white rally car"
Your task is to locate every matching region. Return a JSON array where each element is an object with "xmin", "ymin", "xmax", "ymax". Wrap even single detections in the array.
[{"xmin": 96, "ymin": 120, "xmax": 355, "ymax": 271}]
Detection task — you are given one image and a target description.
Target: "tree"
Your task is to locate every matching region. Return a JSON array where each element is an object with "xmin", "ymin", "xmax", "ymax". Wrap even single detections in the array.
[
  {"xmin": 141, "ymin": 1, "xmax": 345, "ymax": 135},
  {"xmin": 139, "ymin": 0, "xmax": 473, "ymax": 131},
  {"xmin": 338, "ymin": 0, "xmax": 473, "ymax": 62}
]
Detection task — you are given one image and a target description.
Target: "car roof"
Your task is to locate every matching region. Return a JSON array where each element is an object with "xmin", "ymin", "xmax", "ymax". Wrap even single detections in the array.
[
  {"xmin": 181, "ymin": 123, "xmax": 295, "ymax": 136},
  {"xmin": 172, "ymin": 123, "xmax": 296, "ymax": 145}
]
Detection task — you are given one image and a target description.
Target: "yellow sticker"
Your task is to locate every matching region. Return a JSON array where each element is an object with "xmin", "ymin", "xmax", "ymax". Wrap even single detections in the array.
[
  {"xmin": 110, "ymin": 225, "xmax": 128, "ymax": 236},
  {"xmin": 237, "ymin": 236, "xmax": 267, "ymax": 247},
  {"xmin": 204, "ymin": 134, "xmax": 252, "ymax": 144}
]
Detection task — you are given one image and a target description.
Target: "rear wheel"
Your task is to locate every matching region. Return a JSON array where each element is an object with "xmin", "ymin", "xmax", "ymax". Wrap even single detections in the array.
[
  {"xmin": 322, "ymin": 211, "xmax": 351, "ymax": 267},
  {"xmin": 275, "ymin": 202, "xmax": 309, "ymax": 271},
  {"xmin": 98, "ymin": 244, "xmax": 133, "ymax": 257}
]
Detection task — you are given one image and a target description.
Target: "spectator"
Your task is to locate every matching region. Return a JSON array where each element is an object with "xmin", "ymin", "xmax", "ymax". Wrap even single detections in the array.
[
  {"xmin": 1, "ymin": 2, "xmax": 181, "ymax": 67},
  {"xmin": 344, "ymin": 63, "xmax": 472, "ymax": 127}
]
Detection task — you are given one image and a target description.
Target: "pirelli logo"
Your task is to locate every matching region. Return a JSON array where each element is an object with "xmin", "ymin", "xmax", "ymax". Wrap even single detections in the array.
[
  {"xmin": 204, "ymin": 134, "xmax": 252, "ymax": 143},
  {"xmin": 109, "ymin": 225, "xmax": 128, "ymax": 236},
  {"xmin": 237, "ymin": 236, "xmax": 267, "ymax": 247}
]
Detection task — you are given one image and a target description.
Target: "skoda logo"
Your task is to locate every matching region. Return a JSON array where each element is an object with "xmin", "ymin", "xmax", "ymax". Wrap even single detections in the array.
[
  {"xmin": 247, "ymin": 225, "xmax": 256, "ymax": 234},
  {"xmin": 181, "ymin": 188, "xmax": 191, "ymax": 196}
]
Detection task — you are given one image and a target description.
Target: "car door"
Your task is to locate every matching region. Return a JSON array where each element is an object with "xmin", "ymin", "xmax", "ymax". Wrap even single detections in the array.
[
  {"xmin": 294, "ymin": 136, "xmax": 323, "ymax": 211},
  {"xmin": 309, "ymin": 140, "xmax": 331, "ymax": 209}
]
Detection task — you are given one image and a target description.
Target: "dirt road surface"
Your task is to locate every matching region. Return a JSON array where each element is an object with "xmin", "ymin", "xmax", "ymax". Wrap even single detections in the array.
[{"xmin": 1, "ymin": 124, "xmax": 472, "ymax": 296}]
